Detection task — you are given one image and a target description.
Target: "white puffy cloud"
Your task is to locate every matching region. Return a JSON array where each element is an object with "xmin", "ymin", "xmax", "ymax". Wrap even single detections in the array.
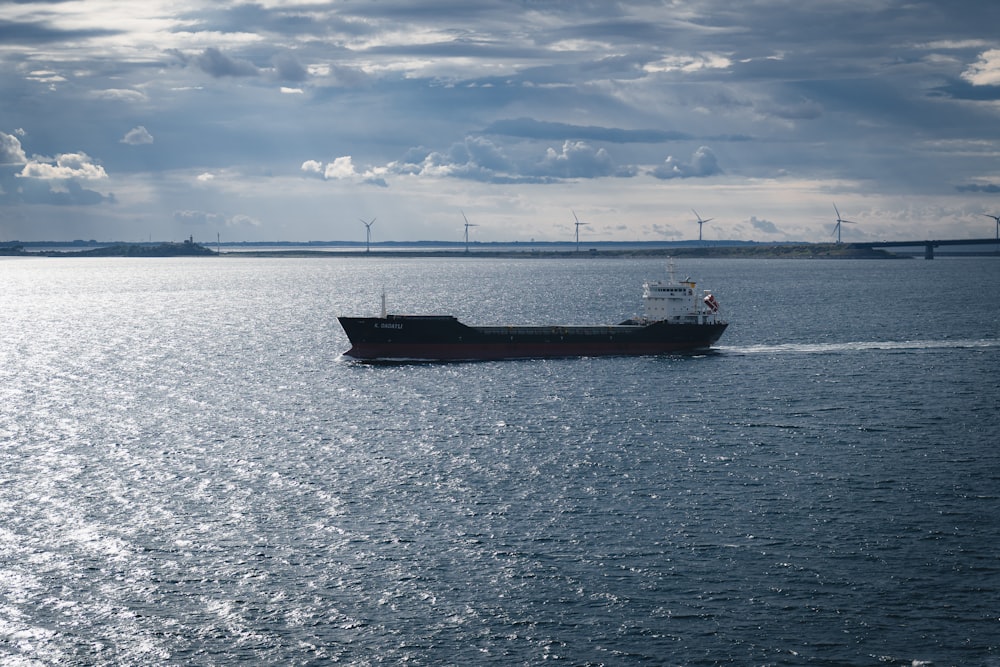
[
  {"xmin": 121, "ymin": 126, "xmax": 154, "ymax": 145},
  {"xmin": 300, "ymin": 156, "xmax": 359, "ymax": 179},
  {"xmin": 19, "ymin": 153, "xmax": 108, "ymax": 180},
  {"xmin": 380, "ymin": 137, "xmax": 635, "ymax": 184},
  {"xmin": 650, "ymin": 146, "xmax": 722, "ymax": 180},
  {"xmin": 961, "ymin": 49, "xmax": 1000, "ymax": 86},
  {"xmin": 0, "ymin": 131, "xmax": 27, "ymax": 165},
  {"xmin": 300, "ymin": 160, "xmax": 323, "ymax": 175},
  {"xmin": 533, "ymin": 140, "xmax": 625, "ymax": 179},
  {"xmin": 301, "ymin": 156, "xmax": 387, "ymax": 186},
  {"xmin": 324, "ymin": 156, "xmax": 356, "ymax": 179}
]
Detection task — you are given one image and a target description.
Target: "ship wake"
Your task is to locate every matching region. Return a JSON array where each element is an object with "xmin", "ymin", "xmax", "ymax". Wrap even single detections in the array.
[{"xmin": 721, "ymin": 338, "xmax": 1000, "ymax": 356}]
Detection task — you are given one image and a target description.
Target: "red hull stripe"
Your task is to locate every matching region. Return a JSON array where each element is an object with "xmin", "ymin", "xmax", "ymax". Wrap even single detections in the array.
[{"xmin": 345, "ymin": 340, "xmax": 717, "ymax": 360}]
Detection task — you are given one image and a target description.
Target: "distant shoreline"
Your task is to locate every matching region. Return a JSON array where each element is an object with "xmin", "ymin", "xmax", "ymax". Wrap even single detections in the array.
[
  {"xmin": 220, "ymin": 245, "xmax": 908, "ymax": 259},
  {"xmin": 3, "ymin": 241, "xmax": 998, "ymax": 259}
]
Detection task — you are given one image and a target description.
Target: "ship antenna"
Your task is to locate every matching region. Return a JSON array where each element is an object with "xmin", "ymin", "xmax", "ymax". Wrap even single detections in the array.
[{"xmin": 380, "ymin": 289, "xmax": 387, "ymax": 319}]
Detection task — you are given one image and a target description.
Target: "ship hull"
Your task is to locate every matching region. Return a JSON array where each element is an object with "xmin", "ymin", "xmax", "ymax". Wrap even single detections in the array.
[{"xmin": 338, "ymin": 315, "xmax": 728, "ymax": 361}]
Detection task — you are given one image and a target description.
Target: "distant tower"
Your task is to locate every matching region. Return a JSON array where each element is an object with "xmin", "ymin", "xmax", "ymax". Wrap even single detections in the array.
[
  {"xmin": 462, "ymin": 210, "xmax": 478, "ymax": 253},
  {"xmin": 831, "ymin": 204, "xmax": 857, "ymax": 243},
  {"xmin": 360, "ymin": 218, "xmax": 376, "ymax": 252},
  {"xmin": 692, "ymin": 209, "xmax": 713, "ymax": 241},
  {"xmin": 572, "ymin": 210, "xmax": 588, "ymax": 252},
  {"xmin": 983, "ymin": 213, "xmax": 1000, "ymax": 241}
]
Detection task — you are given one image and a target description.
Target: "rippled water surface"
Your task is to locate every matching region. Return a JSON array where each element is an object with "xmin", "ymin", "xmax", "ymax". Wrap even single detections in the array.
[{"xmin": 1, "ymin": 256, "xmax": 998, "ymax": 665}]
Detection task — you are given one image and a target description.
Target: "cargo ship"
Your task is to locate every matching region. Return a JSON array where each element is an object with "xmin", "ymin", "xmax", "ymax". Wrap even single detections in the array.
[{"xmin": 338, "ymin": 264, "xmax": 727, "ymax": 361}]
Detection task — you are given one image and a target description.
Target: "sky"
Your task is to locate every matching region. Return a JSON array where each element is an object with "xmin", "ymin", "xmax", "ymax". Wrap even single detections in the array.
[{"xmin": 2, "ymin": 0, "xmax": 1000, "ymax": 244}]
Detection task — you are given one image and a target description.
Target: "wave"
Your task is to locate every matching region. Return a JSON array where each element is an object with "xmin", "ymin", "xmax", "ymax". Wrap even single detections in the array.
[{"xmin": 720, "ymin": 339, "xmax": 1000, "ymax": 355}]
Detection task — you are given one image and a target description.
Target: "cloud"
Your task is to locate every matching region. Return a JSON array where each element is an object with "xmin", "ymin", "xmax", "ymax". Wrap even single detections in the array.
[
  {"xmin": 121, "ymin": 126, "xmax": 154, "ymax": 145},
  {"xmin": 301, "ymin": 160, "xmax": 323, "ymax": 176},
  {"xmin": 650, "ymin": 146, "xmax": 722, "ymax": 180},
  {"xmin": 1, "ymin": 131, "xmax": 27, "ymax": 165},
  {"xmin": 1, "ymin": 135, "xmax": 111, "ymax": 206},
  {"xmin": 6, "ymin": 1, "xmax": 983, "ymax": 240},
  {"xmin": 956, "ymin": 183, "xmax": 1000, "ymax": 193},
  {"xmin": 749, "ymin": 215, "xmax": 781, "ymax": 233},
  {"xmin": 14, "ymin": 179, "xmax": 112, "ymax": 206},
  {"xmin": 271, "ymin": 53, "xmax": 308, "ymax": 82},
  {"xmin": 324, "ymin": 156, "xmax": 356, "ymax": 179},
  {"xmin": 532, "ymin": 140, "xmax": 631, "ymax": 179},
  {"xmin": 175, "ymin": 210, "xmax": 223, "ymax": 225},
  {"xmin": 381, "ymin": 137, "xmax": 634, "ymax": 183},
  {"xmin": 195, "ymin": 48, "xmax": 259, "ymax": 78},
  {"xmin": 19, "ymin": 153, "xmax": 108, "ymax": 180},
  {"xmin": 93, "ymin": 89, "xmax": 147, "ymax": 103},
  {"xmin": 301, "ymin": 156, "xmax": 388, "ymax": 187},
  {"xmin": 961, "ymin": 49, "xmax": 1000, "ymax": 86},
  {"xmin": 226, "ymin": 214, "xmax": 262, "ymax": 228},
  {"xmin": 173, "ymin": 210, "xmax": 259, "ymax": 227},
  {"xmin": 644, "ymin": 53, "xmax": 733, "ymax": 74},
  {"xmin": 760, "ymin": 99, "xmax": 824, "ymax": 120},
  {"xmin": 483, "ymin": 118, "xmax": 692, "ymax": 143},
  {"xmin": 0, "ymin": 18, "xmax": 119, "ymax": 45}
]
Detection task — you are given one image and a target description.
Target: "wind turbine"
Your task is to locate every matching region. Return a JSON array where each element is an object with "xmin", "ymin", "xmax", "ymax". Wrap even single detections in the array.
[
  {"xmin": 831, "ymin": 204, "xmax": 856, "ymax": 244},
  {"xmin": 982, "ymin": 213, "xmax": 1000, "ymax": 240},
  {"xmin": 692, "ymin": 209, "xmax": 713, "ymax": 241},
  {"xmin": 572, "ymin": 210, "xmax": 588, "ymax": 252},
  {"xmin": 461, "ymin": 210, "xmax": 478, "ymax": 253},
  {"xmin": 360, "ymin": 217, "xmax": 375, "ymax": 252}
]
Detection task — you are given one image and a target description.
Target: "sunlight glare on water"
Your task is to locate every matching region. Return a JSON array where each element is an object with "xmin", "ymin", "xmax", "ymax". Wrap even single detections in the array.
[{"xmin": 1, "ymin": 255, "xmax": 998, "ymax": 665}]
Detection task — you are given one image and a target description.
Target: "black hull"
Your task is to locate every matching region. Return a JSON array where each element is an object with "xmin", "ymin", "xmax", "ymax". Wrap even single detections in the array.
[{"xmin": 338, "ymin": 315, "xmax": 728, "ymax": 360}]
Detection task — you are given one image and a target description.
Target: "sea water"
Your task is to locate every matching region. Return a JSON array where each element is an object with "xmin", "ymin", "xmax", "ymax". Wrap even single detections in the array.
[{"xmin": 1, "ymin": 255, "xmax": 998, "ymax": 666}]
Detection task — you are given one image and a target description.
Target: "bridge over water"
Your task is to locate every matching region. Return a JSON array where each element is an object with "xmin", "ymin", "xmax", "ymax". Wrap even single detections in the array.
[{"xmin": 851, "ymin": 238, "xmax": 1000, "ymax": 259}]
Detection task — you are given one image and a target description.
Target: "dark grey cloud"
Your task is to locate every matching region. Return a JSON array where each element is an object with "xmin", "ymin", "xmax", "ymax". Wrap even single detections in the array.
[
  {"xmin": 749, "ymin": 216, "xmax": 780, "ymax": 234},
  {"xmin": 5, "ymin": 177, "xmax": 113, "ymax": 206},
  {"xmin": 271, "ymin": 53, "xmax": 308, "ymax": 82},
  {"xmin": 933, "ymin": 80, "xmax": 1000, "ymax": 102},
  {"xmin": 956, "ymin": 183, "xmax": 1000, "ymax": 193},
  {"xmin": 195, "ymin": 48, "xmax": 260, "ymax": 78},
  {"xmin": 0, "ymin": 18, "xmax": 118, "ymax": 44}
]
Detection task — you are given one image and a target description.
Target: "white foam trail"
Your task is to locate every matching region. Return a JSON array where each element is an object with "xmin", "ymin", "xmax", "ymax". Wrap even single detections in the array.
[{"xmin": 720, "ymin": 339, "xmax": 1000, "ymax": 355}]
